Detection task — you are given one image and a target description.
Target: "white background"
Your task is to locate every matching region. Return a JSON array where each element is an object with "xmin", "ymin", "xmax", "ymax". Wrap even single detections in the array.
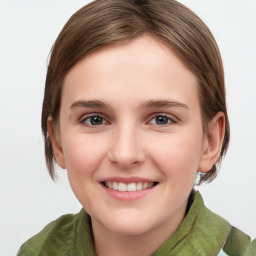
[{"xmin": 0, "ymin": 1, "xmax": 255, "ymax": 255}]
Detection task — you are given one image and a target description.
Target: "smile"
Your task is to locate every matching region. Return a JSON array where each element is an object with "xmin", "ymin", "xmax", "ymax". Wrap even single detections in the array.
[{"xmin": 103, "ymin": 181, "xmax": 157, "ymax": 192}]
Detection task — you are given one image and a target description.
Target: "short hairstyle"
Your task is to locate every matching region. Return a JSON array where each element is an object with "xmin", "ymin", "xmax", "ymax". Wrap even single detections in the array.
[{"xmin": 42, "ymin": 0, "xmax": 230, "ymax": 184}]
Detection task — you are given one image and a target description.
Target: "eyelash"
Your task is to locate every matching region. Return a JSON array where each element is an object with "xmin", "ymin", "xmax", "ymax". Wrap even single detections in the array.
[
  {"xmin": 79, "ymin": 113, "xmax": 177, "ymax": 128},
  {"xmin": 80, "ymin": 114, "xmax": 108, "ymax": 127},
  {"xmin": 148, "ymin": 114, "xmax": 176, "ymax": 126}
]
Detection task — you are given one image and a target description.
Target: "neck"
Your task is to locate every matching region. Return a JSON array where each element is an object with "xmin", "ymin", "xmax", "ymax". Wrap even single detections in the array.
[
  {"xmin": 93, "ymin": 227, "xmax": 158, "ymax": 256},
  {"xmin": 91, "ymin": 205, "xmax": 187, "ymax": 256}
]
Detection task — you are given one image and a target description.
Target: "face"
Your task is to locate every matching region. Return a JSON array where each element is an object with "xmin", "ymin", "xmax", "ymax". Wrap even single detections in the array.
[{"xmin": 53, "ymin": 36, "xmax": 210, "ymax": 237}]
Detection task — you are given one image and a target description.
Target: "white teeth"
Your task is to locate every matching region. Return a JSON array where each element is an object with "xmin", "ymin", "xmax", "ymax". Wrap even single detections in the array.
[
  {"xmin": 143, "ymin": 183, "xmax": 148, "ymax": 189},
  {"xmin": 127, "ymin": 183, "xmax": 136, "ymax": 192},
  {"xmin": 105, "ymin": 181, "xmax": 155, "ymax": 191},
  {"xmin": 113, "ymin": 182, "xmax": 118, "ymax": 190},
  {"xmin": 136, "ymin": 182, "xmax": 142, "ymax": 191},
  {"xmin": 119, "ymin": 182, "xmax": 126, "ymax": 191},
  {"xmin": 106, "ymin": 181, "xmax": 113, "ymax": 189}
]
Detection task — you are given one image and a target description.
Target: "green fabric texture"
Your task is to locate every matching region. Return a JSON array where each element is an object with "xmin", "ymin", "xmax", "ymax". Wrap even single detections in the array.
[
  {"xmin": 17, "ymin": 192, "xmax": 255, "ymax": 256},
  {"xmin": 245, "ymin": 239, "xmax": 256, "ymax": 256},
  {"xmin": 153, "ymin": 192, "xmax": 231, "ymax": 256},
  {"xmin": 17, "ymin": 210, "xmax": 96, "ymax": 256},
  {"xmin": 223, "ymin": 226, "xmax": 251, "ymax": 256}
]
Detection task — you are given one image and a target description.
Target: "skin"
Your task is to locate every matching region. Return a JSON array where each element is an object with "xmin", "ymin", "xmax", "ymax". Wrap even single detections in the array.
[{"xmin": 48, "ymin": 36, "xmax": 225, "ymax": 256}]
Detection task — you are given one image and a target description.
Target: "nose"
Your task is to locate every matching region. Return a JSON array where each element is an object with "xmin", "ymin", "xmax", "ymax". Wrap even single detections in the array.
[{"xmin": 107, "ymin": 123, "xmax": 145, "ymax": 169}]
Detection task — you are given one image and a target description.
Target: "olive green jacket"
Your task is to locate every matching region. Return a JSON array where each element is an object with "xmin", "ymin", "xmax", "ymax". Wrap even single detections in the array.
[{"xmin": 17, "ymin": 192, "xmax": 256, "ymax": 256}]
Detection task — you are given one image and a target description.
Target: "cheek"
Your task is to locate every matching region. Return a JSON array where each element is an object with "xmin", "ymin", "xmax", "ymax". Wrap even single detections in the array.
[
  {"xmin": 148, "ymin": 132, "xmax": 203, "ymax": 177},
  {"xmin": 61, "ymin": 135, "xmax": 106, "ymax": 176},
  {"xmin": 62, "ymin": 136, "xmax": 106, "ymax": 209}
]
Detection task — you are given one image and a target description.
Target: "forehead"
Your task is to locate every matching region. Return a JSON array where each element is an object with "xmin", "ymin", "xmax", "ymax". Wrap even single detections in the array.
[{"xmin": 62, "ymin": 36, "xmax": 199, "ymax": 110}]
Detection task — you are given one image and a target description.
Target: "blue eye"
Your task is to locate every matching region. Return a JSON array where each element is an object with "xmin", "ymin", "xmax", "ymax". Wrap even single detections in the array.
[
  {"xmin": 149, "ymin": 115, "xmax": 172, "ymax": 125},
  {"xmin": 83, "ymin": 116, "xmax": 106, "ymax": 126}
]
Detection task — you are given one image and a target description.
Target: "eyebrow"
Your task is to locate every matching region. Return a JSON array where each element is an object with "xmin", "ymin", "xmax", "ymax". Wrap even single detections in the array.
[
  {"xmin": 70, "ymin": 100, "xmax": 110, "ymax": 109},
  {"xmin": 140, "ymin": 99, "xmax": 189, "ymax": 109},
  {"xmin": 70, "ymin": 99, "xmax": 189, "ymax": 110}
]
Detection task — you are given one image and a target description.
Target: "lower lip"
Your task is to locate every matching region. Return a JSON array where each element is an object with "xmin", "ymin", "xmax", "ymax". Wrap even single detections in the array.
[{"xmin": 101, "ymin": 184, "xmax": 157, "ymax": 201}]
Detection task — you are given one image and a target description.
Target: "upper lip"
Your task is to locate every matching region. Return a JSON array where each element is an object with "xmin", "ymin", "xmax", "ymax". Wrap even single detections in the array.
[{"xmin": 100, "ymin": 176, "xmax": 157, "ymax": 184}]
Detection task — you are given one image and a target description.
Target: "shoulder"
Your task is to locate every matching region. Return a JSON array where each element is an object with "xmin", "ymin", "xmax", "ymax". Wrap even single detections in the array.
[
  {"xmin": 157, "ymin": 191, "xmax": 256, "ymax": 256},
  {"xmin": 222, "ymin": 226, "xmax": 256, "ymax": 256},
  {"xmin": 195, "ymin": 191, "xmax": 256, "ymax": 256},
  {"xmin": 17, "ymin": 209, "xmax": 94, "ymax": 256}
]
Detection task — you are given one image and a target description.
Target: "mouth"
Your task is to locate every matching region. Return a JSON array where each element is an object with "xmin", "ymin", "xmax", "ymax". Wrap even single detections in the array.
[{"xmin": 101, "ymin": 181, "xmax": 158, "ymax": 192}]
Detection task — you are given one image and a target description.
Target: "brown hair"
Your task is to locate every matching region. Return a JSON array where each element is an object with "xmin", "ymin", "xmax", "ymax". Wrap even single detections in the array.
[{"xmin": 42, "ymin": 0, "xmax": 230, "ymax": 183}]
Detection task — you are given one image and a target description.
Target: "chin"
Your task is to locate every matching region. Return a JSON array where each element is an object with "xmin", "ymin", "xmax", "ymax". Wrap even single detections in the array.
[
  {"xmin": 99, "ymin": 212, "xmax": 159, "ymax": 237},
  {"xmin": 107, "ymin": 222, "xmax": 153, "ymax": 236}
]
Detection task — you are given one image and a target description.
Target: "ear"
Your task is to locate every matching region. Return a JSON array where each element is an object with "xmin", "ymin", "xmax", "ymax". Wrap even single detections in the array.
[
  {"xmin": 198, "ymin": 112, "xmax": 225, "ymax": 173},
  {"xmin": 47, "ymin": 117, "xmax": 66, "ymax": 169}
]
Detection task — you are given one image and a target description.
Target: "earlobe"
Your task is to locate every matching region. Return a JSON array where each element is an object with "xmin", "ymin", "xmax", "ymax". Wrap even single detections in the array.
[
  {"xmin": 47, "ymin": 117, "xmax": 66, "ymax": 169},
  {"xmin": 198, "ymin": 112, "xmax": 225, "ymax": 173}
]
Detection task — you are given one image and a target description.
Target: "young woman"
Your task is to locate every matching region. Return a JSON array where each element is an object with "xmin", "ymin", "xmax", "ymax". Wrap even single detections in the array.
[{"xmin": 18, "ymin": 0, "xmax": 255, "ymax": 255}]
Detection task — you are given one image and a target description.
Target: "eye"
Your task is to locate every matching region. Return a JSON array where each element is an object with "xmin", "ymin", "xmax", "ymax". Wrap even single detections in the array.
[
  {"xmin": 82, "ymin": 115, "xmax": 107, "ymax": 126},
  {"xmin": 149, "ymin": 115, "xmax": 174, "ymax": 126}
]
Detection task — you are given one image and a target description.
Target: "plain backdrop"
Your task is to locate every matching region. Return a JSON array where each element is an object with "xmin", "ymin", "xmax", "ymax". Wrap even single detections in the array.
[{"xmin": 0, "ymin": 0, "xmax": 255, "ymax": 255}]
